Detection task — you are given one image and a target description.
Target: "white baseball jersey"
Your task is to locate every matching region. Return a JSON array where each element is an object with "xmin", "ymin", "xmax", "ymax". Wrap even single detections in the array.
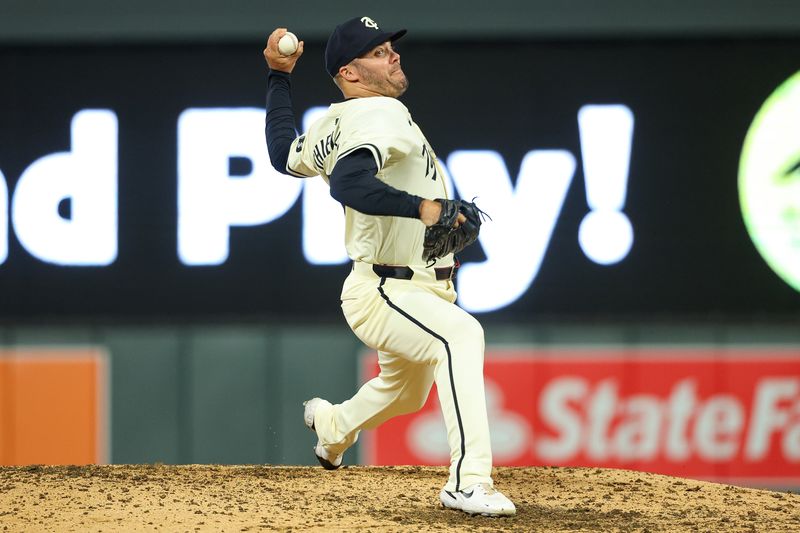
[{"xmin": 286, "ymin": 96, "xmax": 453, "ymax": 267}]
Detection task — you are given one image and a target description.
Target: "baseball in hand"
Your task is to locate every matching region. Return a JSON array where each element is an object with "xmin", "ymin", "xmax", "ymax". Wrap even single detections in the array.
[{"xmin": 278, "ymin": 32, "xmax": 299, "ymax": 56}]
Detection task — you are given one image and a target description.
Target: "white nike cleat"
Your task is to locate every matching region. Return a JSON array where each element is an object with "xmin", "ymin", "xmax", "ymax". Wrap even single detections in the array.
[
  {"xmin": 303, "ymin": 398, "xmax": 325, "ymax": 431},
  {"xmin": 302, "ymin": 398, "xmax": 343, "ymax": 470},
  {"xmin": 439, "ymin": 483, "xmax": 516, "ymax": 516}
]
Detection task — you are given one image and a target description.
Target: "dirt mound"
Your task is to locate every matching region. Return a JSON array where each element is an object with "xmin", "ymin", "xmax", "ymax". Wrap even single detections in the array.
[{"xmin": 1, "ymin": 465, "xmax": 798, "ymax": 532}]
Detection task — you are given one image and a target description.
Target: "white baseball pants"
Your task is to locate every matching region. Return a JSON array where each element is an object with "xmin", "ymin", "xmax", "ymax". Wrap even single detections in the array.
[{"xmin": 311, "ymin": 261, "xmax": 493, "ymax": 492}]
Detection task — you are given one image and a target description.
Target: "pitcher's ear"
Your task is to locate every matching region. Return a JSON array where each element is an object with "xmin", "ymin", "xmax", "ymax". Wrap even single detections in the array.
[{"xmin": 339, "ymin": 64, "xmax": 359, "ymax": 82}]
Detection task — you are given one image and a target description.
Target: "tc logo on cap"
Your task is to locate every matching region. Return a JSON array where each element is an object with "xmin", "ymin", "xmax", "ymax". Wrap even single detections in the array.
[{"xmin": 361, "ymin": 16, "xmax": 379, "ymax": 29}]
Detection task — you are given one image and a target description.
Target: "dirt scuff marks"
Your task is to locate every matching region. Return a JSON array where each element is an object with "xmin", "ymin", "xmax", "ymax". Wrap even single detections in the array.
[{"xmin": 1, "ymin": 465, "xmax": 798, "ymax": 532}]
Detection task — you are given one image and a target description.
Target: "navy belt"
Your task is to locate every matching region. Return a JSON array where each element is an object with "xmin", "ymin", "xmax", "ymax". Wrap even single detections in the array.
[{"xmin": 371, "ymin": 263, "xmax": 458, "ymax": 281}]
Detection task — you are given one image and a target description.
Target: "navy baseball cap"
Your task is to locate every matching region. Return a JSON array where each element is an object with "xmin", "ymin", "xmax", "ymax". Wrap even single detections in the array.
[{"xmin": 325, "ymin": 16, "xmax": 406, "ymax": 77}]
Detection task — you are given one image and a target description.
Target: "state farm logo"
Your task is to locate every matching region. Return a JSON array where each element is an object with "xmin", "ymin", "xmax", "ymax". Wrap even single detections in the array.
[
  {"xmin": 535, "ymin": 375, "xmax": 800, "ymax": 464},
  {"xmin": 399, "ymin": 375, "xmax": 800, "ymax": 465},
  {"xmin": 362, "ymin": 349, "xmax": 800, "ymax": 483}
]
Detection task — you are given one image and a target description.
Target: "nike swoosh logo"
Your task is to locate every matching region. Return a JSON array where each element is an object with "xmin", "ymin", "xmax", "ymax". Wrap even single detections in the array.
[{"xmin": 462, "ymin": 490, "xmax": 474, "ymax": 498}]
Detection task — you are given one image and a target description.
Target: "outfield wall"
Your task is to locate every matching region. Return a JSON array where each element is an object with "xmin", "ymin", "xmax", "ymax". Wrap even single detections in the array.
[{"xmin": 1, "ymin": 323, "xmax": 799, "ymax": 489}]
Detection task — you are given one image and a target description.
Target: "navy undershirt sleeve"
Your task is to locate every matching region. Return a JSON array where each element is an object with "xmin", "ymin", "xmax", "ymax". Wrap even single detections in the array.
[
  {"xmin": 266, "ymin": 71, "xmax": 422, "ymax": 218},
  {"xmin": 265, "ymin": 69, "xmax": 297, "ymax": 176},
  {"xmin": 330, "ymin": 149, "xmax": 423, "ymax": 219}
]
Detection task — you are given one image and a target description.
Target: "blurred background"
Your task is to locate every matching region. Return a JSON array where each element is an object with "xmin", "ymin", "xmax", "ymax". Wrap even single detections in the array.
[{"xmin": 1, "ymin": 1, "xmax": 799, "ymax": 489}]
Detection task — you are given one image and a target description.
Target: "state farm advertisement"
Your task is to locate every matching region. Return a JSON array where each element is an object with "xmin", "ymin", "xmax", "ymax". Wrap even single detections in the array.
[{"xmin": 360, "ymin": 348, "xmax": 800, "ymax": 485}]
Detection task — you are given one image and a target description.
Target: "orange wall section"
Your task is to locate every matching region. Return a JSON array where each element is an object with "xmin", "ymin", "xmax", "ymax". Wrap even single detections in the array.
[{"xmin": 0, "ymin": 349, "xmax": 108, "ymax": 466}]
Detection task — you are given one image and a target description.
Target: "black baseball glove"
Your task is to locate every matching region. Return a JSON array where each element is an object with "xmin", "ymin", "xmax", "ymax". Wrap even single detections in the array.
[{"xmin": 423, "ymin": 198, "xmax": 487, "ymax": 263}]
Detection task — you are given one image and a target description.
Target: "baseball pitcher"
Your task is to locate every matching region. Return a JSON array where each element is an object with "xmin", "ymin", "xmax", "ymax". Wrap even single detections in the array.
[{"xmin": 262, "ymin": 16, "xmax": 515, "ymax": 516}]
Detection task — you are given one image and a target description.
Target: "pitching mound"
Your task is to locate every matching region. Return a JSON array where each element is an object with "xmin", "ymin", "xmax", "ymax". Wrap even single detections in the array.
[{"xmin": 1, "ymin": 465, "xmax": 798, "ymax": 532}]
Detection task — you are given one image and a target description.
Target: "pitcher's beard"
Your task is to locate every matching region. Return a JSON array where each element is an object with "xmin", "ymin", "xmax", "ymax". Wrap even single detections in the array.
[{"xmin": 360, "ymin": 66, "xmax": 409, "ymax": 98}]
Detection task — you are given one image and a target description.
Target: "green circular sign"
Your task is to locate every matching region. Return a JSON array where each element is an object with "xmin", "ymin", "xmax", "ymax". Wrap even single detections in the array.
[{"xmin": 739, "ymin": 71, "xmax": 800, "ymax": 293}]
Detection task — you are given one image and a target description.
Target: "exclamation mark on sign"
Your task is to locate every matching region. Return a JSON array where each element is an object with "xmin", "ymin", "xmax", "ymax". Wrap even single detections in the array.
[{"xmin": 577, "ymin": 104, "xmax": 635, "ymax": 265}]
